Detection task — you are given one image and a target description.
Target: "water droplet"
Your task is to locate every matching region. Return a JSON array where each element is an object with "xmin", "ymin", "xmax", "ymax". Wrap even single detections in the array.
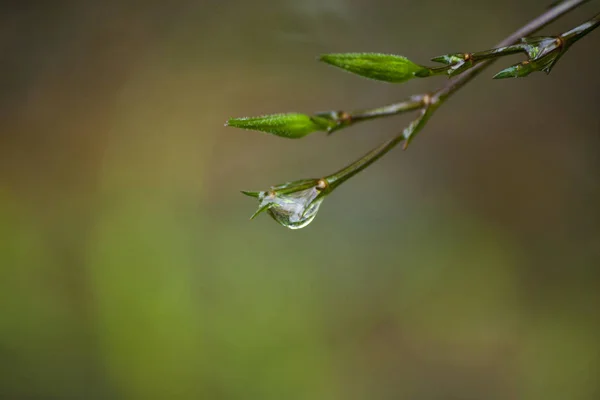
[{"xmin": 258, "ymin": 186, "xmax": 324, "ymax": 229}]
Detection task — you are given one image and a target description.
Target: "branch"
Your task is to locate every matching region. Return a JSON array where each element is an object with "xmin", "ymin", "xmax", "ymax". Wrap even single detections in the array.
[
  {"xmin": 325, "ymin": 0, "xmax": 595, "ymax": 188},
  {"xmin": 230, "ymin": 0, "xmax": 597, "ymax": 228}
]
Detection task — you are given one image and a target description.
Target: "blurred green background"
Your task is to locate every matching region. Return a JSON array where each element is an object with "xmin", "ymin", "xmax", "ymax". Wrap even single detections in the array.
[{"xmin": 1, "ymin": 1, "xmax": 599, "ymax": 399}]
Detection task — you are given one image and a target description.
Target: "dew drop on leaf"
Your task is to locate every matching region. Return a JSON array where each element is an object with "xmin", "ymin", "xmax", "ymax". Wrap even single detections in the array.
[{"xmin": 257, "ymin": 187, "xmax": 324, "ymax": 229}]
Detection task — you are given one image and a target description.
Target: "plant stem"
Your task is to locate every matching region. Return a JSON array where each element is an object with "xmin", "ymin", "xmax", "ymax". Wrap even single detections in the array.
[
  {"xmin": 323, "ymin": 0, "xmax": 592, "ymax": 187},
  {"xmin": 316, "ymin": 95, "xmax": 426, "ymax": 135},
  {"xmin": 342, "ymin": 96, "xmax": 424, "ymax": 123},
  {"xmin": 470, "ymin": 45, "xmax": 525, "ymax": 62},
  {"xmin": 318, "ymin": 2, "xmax": 595, "ymax": 134},
  {"xmin": 326, "ymin": 106, "xmax": 433, "ymax": 188},
  {"xmin": 561, "ymin": 12, "xmax": 600, "ymax": 43},
  {"xmin": 435, "ymin": 0, "xmax": 593, "ymax": 102}
]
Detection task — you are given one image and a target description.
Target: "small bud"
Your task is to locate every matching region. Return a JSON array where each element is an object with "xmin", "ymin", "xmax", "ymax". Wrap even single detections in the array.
[
  {"xmin": 493, "ymin": 61, "xmax": 536, "ymax": 79},
  {"xmin": 494, "ymin": 36, "xmax": 568, "ymax": 79},
  {"xmin": 319, "ymin": 53, "xmax": 429, "ymax": 83},
  {"xmin": 313, "ymin": 110, "xmax": 354, "ymax": 134},
  {"xmin": 521, "ymin": 37, "xmax": 560, "ymax": 59},
  {"xmin": 226, "ymin": 113, "xmax": 336, "ymax": 139},
  {"xmin": 431, "ymin": 53, "xmax": 466, "ymax": 65},
  {"xmin": 431, "ymin": 53, "xmax": 474, "ymax": 76}
]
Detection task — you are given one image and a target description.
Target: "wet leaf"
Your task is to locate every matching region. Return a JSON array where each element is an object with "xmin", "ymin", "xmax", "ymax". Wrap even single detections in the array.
[
  {"xmin": 521, "ymin": 36, "xmax": 559, "ymax": 59},
  {"xmin": 493, "ymin": 61, "xmax": 536, "ymax": 79},
  {"xmin": 493, "ymin": 34, "xmax": 580, "ymax": 79},
  {"xmin": 402, "ymin": 105, "xmax": 436, "ymax": 148},
  {"xmin": 431, "ymin": 53, "xmax": 480, "ymax": 76},
  {"xmin": 226, "ymin": 113, "xmax": 336, "ymax": 138},
  {"xmin": 319, "ymin": 53, "xmax": 428, "ymax": 83},
  {"xmin": 242, "ymin": 179, "xmax": 330, "ymax": 229},
  {"xmin": 431, "ymin": 54, "xmax": 466, "ymax": 65}
]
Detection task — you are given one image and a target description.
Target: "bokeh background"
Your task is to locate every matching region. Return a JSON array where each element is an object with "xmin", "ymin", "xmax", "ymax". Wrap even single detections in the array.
[{"xmin": 1, "ymin": 1, "xmax": 599, "ymax": 399}]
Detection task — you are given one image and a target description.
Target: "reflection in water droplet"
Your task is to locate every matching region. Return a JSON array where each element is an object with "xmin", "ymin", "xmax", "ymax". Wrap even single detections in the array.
[{"xmin": 258, "ymin": 187, "xmax": 324, "ymax": 229}]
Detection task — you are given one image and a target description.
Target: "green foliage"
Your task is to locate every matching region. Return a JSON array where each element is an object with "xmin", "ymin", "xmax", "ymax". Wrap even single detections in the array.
[
  {"xmin": 493, "ymin": 37, "xmax": 565, "ymax": 78},
  {"xmin": 226, "ymin": 113, "xmax": 335, "ymax": 138},
  {"xmin": 319, "ymin": 53, "xmax": 429, "ymax": 83},
  {"xmin": 227, "ymin": 4, "xmax": 598, "ymax": 229},
  {"xmin": 493, "ymin": 62, "xmax": 538, "ymax": 79},
  {"xmin": 431, "ymin": 53, "xmax": 475, "ymax": 76}
]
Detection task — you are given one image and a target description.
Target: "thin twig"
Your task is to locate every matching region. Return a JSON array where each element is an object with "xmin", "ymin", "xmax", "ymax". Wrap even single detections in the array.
[
  {"xmin": 436, "ymin": 0, "xmax": 593, "ymax": 102},
  {"xmin": 324, "ymin": 0, "xmax": 593, "ymax": 187}
]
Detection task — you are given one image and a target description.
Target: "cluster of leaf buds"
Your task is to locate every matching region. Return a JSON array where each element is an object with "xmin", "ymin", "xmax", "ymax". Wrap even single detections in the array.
[{"xmin": 226, "ymin": 10, "xmax": 599, "ymax": 229}]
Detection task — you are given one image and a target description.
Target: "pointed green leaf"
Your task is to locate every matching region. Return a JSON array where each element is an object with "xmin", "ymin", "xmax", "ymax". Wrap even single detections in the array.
[
  {"xmin": 249, "ymin": 202, "xmax": 272, "ymax": 220},
  {"xmin": 493, "ymin": 62, "xmax": 536, "ymax": 79},
  {"xmin": 241, "ymin": 190, "xmax": 261, "ymax": 198},
  {"xmin": 319, "ymin": 53, "xmax": 428, "ymax": 83},
  {"xmin": 226, "ymin": 113, "xmax": 335, "ymax": 138}
]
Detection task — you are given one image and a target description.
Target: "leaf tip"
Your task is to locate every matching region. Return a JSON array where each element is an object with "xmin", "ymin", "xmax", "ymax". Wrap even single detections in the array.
[
  {"xmin": 319, "ymin": 54, "xmax": 335, "ymax": 65},
  {"xmin": 226, "ymin": 117, "xmax": 244, "ymax": 127},
  {"xmin": 492, "ymin": 68, "xmax": 515, "ymax": 79},
  {"xmin": 241, "ymin": 190, "xmax": 261, "ymax": 198},
  {"xmin": 430, "ymin": 55, "xmax": 449, "ymax": 64},
  {"xmin": 249, "ymin": 203, "xmax": 272, "ymax": 220}
]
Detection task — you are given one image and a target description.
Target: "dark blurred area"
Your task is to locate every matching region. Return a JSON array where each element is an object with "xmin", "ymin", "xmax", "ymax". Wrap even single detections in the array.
[{"xmin": 1, "ymin": 1, "xmax": 599, "ymax": 399}]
